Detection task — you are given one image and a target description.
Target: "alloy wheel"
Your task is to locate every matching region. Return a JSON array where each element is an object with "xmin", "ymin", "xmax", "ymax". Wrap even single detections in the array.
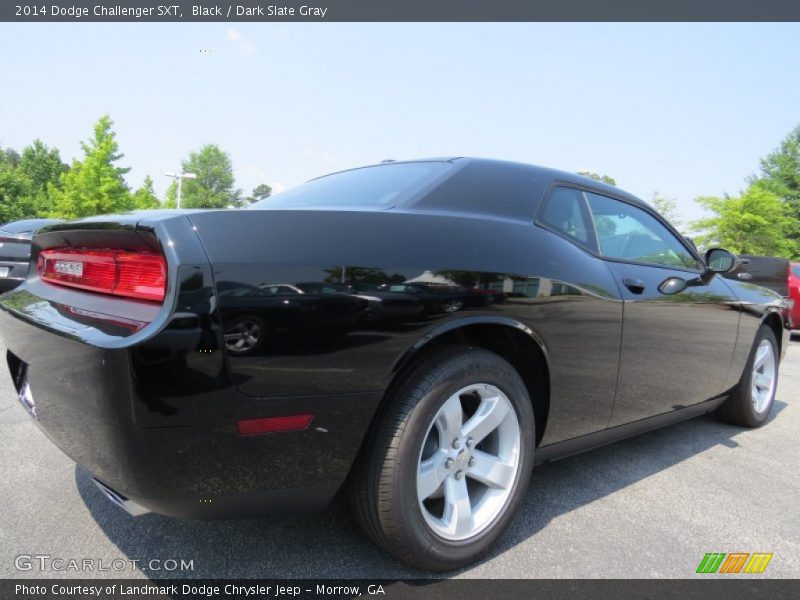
[
  {"xmin": 416, "ymin": 383, "xmax": 521, "ymax": 541},
  {"xmin": 224, "ymin": 319, "xmax": 262, "ymax": 353},
  {"xmin": 751, "ymin": 339, "xmax": 776, "ymax": 413}
]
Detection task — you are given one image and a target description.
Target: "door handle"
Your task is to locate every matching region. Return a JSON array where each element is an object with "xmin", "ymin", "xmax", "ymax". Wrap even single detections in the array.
[{"xmin": 623, "ymin": 277, "xmax": 646, "ymax": 294}]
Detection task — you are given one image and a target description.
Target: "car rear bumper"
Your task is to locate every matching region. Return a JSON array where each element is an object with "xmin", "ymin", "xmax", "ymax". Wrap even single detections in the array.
[
  {"xmin": 91, "ymin": 476, "xmax": 341, "ymax": 518},
  {"xmin": 0, "ymin": 279, "xmax": 380, "ymax": 519}
]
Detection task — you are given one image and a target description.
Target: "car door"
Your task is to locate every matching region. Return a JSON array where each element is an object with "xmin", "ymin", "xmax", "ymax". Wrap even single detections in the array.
[{"xmin": 583, "ymin": 190, "xmax": 741, "ymax": 426}]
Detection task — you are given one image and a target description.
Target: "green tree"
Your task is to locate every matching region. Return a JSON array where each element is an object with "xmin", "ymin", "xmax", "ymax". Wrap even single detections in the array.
[
  {"xmin": 0, "ymin": 148, "xmax": 21, "ymax": 169},
  {"xmin": 757, "ymin": 124, "xmax": 800, "ymax": 251},
  {"xmin": 49, "ymin": 116, "xmax": 134, "ymax": 219},
  {"xmin": 577, "ymin": 171, "xmax": 616, "ymax": 186},
  {"xmin": 0, "ymin": 143, "xmax": 43, "ymax": 223},
  {"xmin": 758, "ymin": 124, "xmax": 800, "ymax": 206},
  {"xmin": 594, "ymin": 216, "xmax": 617, "ymax": 239},
  {"xmin": 0, "ymin": 168, "xmax": 37, "ymax": 224},
  {"xmin": 166, "ymin": 145, "xmax": 241, "ymax": 209},
  {"xmin": 691, "ymin": 181, "xmax": 799, "ymax": 258},
  {"xmin": 13, "ymin": 140, "xmax": 69, "ymax": 217},
  {"xmin": 651, "ymin": 193, "xmax": 684, "ymax": 232},
  {"xmin": 323, "ymin": 266, "xmax": 394, "ymax": 284},
  {"xmin": 246, "ymin": 183, "xmax": 272, "ymax": 204},
  {"xmin": 132, "ymin": 175, "xmax": 160, "ymax": 209},
  {"xmin": 164, "ymin": 181, "xmax": 178, "ymax": 208},
  {"xmin": 18, "ymin": 140, "xmax": 68, "ymax": 193}
]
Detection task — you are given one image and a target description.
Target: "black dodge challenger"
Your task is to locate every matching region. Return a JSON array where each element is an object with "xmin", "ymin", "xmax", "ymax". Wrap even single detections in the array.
[{"xmin": 0, "ymin": 158, "xmax": 788, "ymax": 571}]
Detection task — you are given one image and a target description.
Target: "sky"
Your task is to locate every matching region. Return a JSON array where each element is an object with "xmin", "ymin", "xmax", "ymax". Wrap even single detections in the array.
[{"xmin": 2, "ymin": 22, "xmax": 799, "ymax": 223}]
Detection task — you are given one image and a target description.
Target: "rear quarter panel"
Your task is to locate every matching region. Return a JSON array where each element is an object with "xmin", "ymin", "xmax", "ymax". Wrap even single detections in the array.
[
  {"xmin": 189, "ymin": 209, "xmax": 625, "ymax": 445},
  {"xmin": 0, "ymin": 214, "xmax": 380, "ymax": 507}
]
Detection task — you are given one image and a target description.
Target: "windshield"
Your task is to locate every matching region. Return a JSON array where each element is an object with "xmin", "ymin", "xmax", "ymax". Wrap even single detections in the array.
[
  {"xmin": 793, "ymin": 265, "xmax": 800, "ymax": 278},
  {"xmin": 250, "ymin": 162, "xmax": 450, "ymax": 210}
]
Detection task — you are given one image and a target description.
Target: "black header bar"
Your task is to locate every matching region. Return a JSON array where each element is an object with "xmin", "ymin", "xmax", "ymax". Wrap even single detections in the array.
[
  {"xmin": 3, "ymin": 1, "xmax": 800, "ymax": 22},
  {"xmin": 4, "ymin": 579, "xmax": 800, "ymax": 600}
]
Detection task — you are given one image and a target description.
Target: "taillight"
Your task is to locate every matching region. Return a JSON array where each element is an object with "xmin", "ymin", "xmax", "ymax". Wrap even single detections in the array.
[{"xmin": 38, "ymin": 248, "xmax": 167, "ymax": 302}]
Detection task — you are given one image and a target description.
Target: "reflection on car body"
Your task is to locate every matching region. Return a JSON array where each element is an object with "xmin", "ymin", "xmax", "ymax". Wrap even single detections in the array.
[
  {"xmin": 379, "ymin": 282, "xmax": 476, "ymax": 314},
  {"xmin": 219, "ymin": 281, "xmax": 368, "ymax": 355},
  {"xmin": 307, "ymin": 281, "xmax": 425, "ymax": 323}
]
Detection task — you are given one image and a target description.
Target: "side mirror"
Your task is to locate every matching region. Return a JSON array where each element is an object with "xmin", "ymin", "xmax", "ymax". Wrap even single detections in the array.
[{"xmin": 705, "ymin": 248, "xmax": 737, "ymax": 273}]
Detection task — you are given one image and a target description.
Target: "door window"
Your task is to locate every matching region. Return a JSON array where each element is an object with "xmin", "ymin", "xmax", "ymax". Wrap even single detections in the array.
[{"xmin": 585, "ymin": 192, "xmax": 700, "ymax": 270}]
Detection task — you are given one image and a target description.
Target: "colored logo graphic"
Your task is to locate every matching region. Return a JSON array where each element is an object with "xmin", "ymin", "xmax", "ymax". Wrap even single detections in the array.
[{"xmin": 696, "ymin": 552, "xmax": 773, "ymax": 574}]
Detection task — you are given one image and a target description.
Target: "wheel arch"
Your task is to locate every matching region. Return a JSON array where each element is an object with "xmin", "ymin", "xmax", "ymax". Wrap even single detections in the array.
[
  {"xmin": 391, "ymin": 316, "xmax": 551, "ymax": 447},
  {"xmin": 761, "ymin": 309, "xmax": 785, "ymax": 355}
]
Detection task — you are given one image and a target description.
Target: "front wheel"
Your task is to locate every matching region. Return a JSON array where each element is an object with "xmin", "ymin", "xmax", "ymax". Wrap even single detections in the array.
[
  {"xmin": 717, "ymin": 325, "xmax": 779, "ymax": 427},
  {"xmin": 350, "ymin": 347, "xmax": 535, "ymax": 571}
]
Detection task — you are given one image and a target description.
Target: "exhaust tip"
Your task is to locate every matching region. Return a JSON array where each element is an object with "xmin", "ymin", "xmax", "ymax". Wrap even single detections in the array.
[{"xmin": 93, "ymin": 479, "xmax": 151, "ymax": 517}]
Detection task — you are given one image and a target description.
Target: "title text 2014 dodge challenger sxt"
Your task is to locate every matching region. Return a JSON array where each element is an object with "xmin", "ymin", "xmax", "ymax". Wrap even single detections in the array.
[{"xmin": 0, "ymin": 158, "xmax": 788, "ymax": 571}]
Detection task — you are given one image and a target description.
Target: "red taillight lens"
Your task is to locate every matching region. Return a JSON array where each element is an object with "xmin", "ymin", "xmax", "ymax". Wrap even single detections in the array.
[
  {"xmin": 38, "ymin": 248, "xmax": 167, "ymax": 302},
  {"xmin": 114, "ymin": 252, "xmax": 168, "ymax": 302}
]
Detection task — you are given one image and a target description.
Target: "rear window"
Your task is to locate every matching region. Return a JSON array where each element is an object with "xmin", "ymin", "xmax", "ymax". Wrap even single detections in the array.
[
  {"xmin": 250, "ymin": 162, "xmax": 449, "ymax": 210},
  {"xmin": 793, "ymin": 265, "xmax": 800, "ymax": 277}
]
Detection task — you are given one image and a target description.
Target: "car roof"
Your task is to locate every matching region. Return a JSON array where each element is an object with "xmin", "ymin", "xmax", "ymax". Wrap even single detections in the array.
[
  {"xmin": 257, "ymin": 157, "xmax": 650, "ymax": 223},
  {"xmin": 436, "ymin": 157, "xmax": 644, "ymax": 205},
  {"xmin": 393, "ymin": 157, "xmax": 648, "ymax": 221}
]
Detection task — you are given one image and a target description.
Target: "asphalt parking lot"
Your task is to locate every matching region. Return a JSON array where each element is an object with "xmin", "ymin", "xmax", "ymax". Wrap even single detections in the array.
[{"xmin": 0, "ymin": 335, "xmax": 798, "ymax": 580}]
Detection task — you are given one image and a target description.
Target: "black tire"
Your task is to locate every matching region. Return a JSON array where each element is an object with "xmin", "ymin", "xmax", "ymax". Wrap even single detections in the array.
[
  {"xmin": 350, "ymin": 346, "xmax": 535, "ymax": 571},
  {"xmin": 717, "ymin": 325, "xmax": 779, "ymax": 427},
  {"xmin": 223, "ymin": 315, "xmax": 267, "ymax": 356}
]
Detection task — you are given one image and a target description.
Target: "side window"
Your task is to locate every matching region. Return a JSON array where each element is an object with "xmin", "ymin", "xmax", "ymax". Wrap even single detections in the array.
[
  {"xmin": 585, "ymin": 192, "xmax": 700, "ymax": 270},
  {"xmin": 538, "ymin": 187, "xmax": 592, "ymax": 249}
]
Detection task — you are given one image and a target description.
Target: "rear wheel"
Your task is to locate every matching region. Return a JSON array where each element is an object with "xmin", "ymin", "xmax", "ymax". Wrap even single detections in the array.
[
  {"xmin": 350, "ymin": 347, "xmax": 534, "ymax": 571},
  {"xmin": 443, "ymin": 300, "xmax": 464, "ymax": 313},
  {"xmin": 224, "ymin": 315, "xmax": 266, "ymax": 356},
  {"xmin": 717, "ymin": 325, "xmax": 779, "ymax": 427}
]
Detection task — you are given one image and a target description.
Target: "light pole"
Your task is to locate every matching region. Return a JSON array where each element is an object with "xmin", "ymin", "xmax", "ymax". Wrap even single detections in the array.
[{"xmin": 164, "ymin": 170, "xmax": 197, "ymax": 209}]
